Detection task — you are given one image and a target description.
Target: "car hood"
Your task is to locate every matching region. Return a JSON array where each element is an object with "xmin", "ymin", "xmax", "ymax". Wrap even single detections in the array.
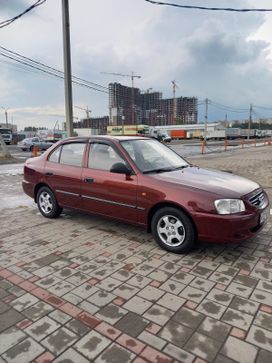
[{"xmin": 151, "ymin": 166, "xmax": 259, "ymax": 197}]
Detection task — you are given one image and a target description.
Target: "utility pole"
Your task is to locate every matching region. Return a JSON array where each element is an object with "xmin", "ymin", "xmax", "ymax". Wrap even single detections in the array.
[
  {"xmin": 204, "ymin": 98, "xmax": 209, "ymax": 143},
  {"xmin": 62, "ymin": 0, "xmax": 74, "ymax": 137},
  {"xmin": 248, "ymin": 104, "xmax": 252, "ymax": 140}
]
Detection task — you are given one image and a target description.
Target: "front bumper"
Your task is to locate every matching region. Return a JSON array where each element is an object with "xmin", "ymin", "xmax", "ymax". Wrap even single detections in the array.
[{"xmin": 194, "ymin": 206, "xmax": 270, "ymax": 243}]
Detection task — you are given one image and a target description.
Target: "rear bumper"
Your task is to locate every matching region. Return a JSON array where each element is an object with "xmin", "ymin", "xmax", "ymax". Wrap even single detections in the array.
[
  {"xmin": 194, "ymin": 207, "xmax": 269, "ymax": 243},
  {"xmin": 22, "ymin": 180, "xmax": 35, "ymax": 200}
]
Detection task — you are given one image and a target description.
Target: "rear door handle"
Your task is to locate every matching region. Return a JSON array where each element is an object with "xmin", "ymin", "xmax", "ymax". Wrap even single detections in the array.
[
  {"xmin": 45, "ymin": 172, "xmax": 54, "ymax": 176},
  {"xmin": 84, "ymin": 177, "xmax": 94, "ymax": 183}
]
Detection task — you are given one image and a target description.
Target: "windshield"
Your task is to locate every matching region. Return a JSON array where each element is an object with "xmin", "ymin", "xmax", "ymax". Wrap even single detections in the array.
[
  {"xmin": 0, "ymin": 129, "xmax": 12, "ymax": 134},
  {"xmin": 121, "ymin": 139, "xmax": 188, "ymax": 173}
]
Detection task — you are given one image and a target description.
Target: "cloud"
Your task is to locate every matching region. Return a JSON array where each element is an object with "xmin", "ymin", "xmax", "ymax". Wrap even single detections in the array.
[
  {"xmin": 0, "ymin": 0, "xmax": 29, "ymax": 14},
  {"xmin": 0, "ymin": 0, "xmax": 272, "ymax": 129}
]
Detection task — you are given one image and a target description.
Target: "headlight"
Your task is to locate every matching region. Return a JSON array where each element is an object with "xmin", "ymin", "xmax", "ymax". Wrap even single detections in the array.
[{"xmin": 214, "ymin": 199, "xmax": 245, "ymax": 214}]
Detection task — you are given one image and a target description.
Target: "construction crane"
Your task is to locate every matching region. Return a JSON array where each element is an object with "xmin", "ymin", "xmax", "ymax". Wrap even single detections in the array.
[
  {"xmin": 171, "ymin": 80, "xmax": 179, "ymax": 122},
  {"xmin": 74, "ymin": 105, "xmax": 91, "ymax": 119},
  {"xmin": 101, "ymin": 71, "xmax": 141, "ymax": 124}
]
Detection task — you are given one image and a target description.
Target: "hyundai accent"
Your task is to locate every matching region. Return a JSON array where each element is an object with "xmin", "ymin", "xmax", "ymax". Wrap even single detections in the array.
[{"xmin": 22, "ymin": 136, "xmax": 270, "ymax": 253}]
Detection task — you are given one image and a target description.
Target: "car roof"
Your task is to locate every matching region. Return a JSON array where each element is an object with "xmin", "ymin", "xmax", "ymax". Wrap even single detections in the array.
[{"xmin": 63, "ymin": 135, "xmax": 149, "ymax": 142}]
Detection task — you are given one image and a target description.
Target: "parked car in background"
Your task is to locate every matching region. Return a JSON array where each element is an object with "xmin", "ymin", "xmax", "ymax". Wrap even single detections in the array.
[
  {"xmin": 22, "ymin": 136, "xmax": 269, "ymax": 253},
  {"xmin": 18, "ymin": 137, "xmax": 53, "ymax": 151}
]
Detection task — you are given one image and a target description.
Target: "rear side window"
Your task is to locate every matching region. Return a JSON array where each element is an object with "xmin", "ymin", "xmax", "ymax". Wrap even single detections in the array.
[
  {"xmin": 48, "ymin": 146, "xmax": 61, "ymax": 163},
  {"xmin": 60, "ymin": 143, "xmax": 86, "ymax": 167}
]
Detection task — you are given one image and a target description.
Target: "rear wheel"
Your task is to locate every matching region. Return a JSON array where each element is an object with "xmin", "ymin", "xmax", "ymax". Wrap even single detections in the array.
[
  {"xmin": 151, "ymin": 207, "xmax": 196, "ymax": 253},
  {"xmin": 37, "ymin": 186, "xmax": 62, "ymax": 218},
  {"xmin": 29, "ymin": 145, "xmax": 34, "ymax": 152}
]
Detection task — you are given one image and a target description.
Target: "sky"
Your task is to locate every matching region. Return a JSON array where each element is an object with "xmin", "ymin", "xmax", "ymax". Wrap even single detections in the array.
[{"xmin": 0, "ymin": 0, "xmax": 272, "ymax": 130}]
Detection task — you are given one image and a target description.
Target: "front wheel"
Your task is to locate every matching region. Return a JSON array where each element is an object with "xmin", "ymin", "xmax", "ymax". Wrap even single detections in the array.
[
  {"xmin": 151, "ymin": 207, "xmax": 196, "ymax": 253},
  {"xmin": 37, "ymin": 186, "xmax": 62, "ymax": 218}
]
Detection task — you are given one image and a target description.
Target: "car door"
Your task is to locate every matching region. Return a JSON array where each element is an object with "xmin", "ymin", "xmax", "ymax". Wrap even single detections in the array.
[
  {"xmin": 81, "ymin": 141, "xmax": 138, "ymax": 223},
  {"xmin": 44, "ymin": 141, "xmax": 87, "ymax": 209}
]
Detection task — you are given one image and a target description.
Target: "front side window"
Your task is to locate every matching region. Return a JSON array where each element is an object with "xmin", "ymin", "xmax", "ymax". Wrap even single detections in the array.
[
  {"xmin": 88, "ymin": 143, "xmax": 125, "ymax": 171},
  {"xmin": 59, "ymin": 143, "xmax": 86, "ymax": 167},
  {"xmin": 121, "ymin": 139, "xmax": 188, "ymax": 173}
]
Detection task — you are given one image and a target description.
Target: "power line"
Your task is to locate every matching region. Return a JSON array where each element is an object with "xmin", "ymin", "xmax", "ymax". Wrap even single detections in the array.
[
  {"xmin": 0, "ymin": 48, "xmax": 108, "ymax": 94},
  {"xmin": 0, "ymin": 45, "xmax": 108, "ymax": 91},
  {"xmin": 0, "ymin": 0, "xmax": 47, "ymax": 29},
  {"xmin": 144, "ymin": 0, "xmax": 272, "ymax": 12}
]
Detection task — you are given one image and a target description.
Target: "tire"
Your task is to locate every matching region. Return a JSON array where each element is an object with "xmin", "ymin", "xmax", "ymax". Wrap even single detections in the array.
[
  {"xmin": 37, "ymin": 186, "xmax": 62, "ymax": 218},
  {"xmin": 29, "ymin": 145, "xmax": 34, "ymax": 152},
  {"xmin": 151, "ymin": 207, "xmax": 196, "ymax": 253}
]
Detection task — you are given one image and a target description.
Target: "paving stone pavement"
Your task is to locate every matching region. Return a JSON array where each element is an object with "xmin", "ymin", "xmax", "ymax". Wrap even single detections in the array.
[{"xmin": 0, "ymin": 146, "xmax": 271, "ymax": 363}]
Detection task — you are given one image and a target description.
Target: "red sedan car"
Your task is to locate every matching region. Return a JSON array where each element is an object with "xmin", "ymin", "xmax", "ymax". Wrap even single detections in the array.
[{"xmin": 23, "ymin": 136, "xmax": 270, "ymax": 253}]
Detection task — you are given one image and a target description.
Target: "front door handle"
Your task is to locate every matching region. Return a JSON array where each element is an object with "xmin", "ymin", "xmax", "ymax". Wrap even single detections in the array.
[
  {"xmin": 45, "ymin": 172, "xmax": 54, "ymax": 176},
  {"xmin": 84, "ymin": 177, "xmax": 94, "ymax": 183}
]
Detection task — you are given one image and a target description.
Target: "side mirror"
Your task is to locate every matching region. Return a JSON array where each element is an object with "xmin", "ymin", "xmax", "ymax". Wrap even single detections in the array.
[{"xmin": 110, "ymin": 162, "xmax": 132, "ymax": 175}]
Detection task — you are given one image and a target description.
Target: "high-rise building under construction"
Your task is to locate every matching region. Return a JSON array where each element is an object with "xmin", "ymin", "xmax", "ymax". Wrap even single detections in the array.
[{"xmin": 109, "ymin": 82, "xmax": 198, "ymax": 126}]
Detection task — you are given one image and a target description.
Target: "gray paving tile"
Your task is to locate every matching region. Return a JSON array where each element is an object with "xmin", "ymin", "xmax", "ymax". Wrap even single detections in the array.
[
  {"xmin": 221, "ymin": 307, "xmax": 253, "ymax": 330},
  {"xmin": 0, "ymin": 327, "xmax": 26, "ymax": 355},
  {"xmin": 159, "ymin": 320, "xmax": 193, "ymax": 348},
  {"xmin": 222, "ymin": 336, "xmax": 258, "ymax": 363},
  {"xmin": 254, "ymin": 311, "xmax": 272, "ymax": 332},
  {"xmin": 65, "ymin": 319, "xmax": 90, "ymax": 337},
  {"xmin": 72, "ymin": 283, "xmax": 99, "ymax": 299},
  {"xmin": 163, "ymin": 343, "xmax": 195, "ymax": 363},
  {"xmin": 246, "ymin": 325, "xmax": 272, "ymax": 352},
  {"xmin": 143, "ymin": 304, "xmax": 174, "ymax": 326},
  {"xmin": 198, "ymin": 316, "xmax": 231, "ymax": 342},
  {"xmin": 22, "ymin": 301, "xmax": 54, "ymax": 321},
  {"xmin": 95, "ymin": 342, "xmax": 135, "ymax": 363},
  {"xmin": 115, "ymin": 312, "xmax": 149, "ymax": 338},
  {"xmin": 157, "ymin": 292, "xmax": 186, "ymax": 311},
  {"xmin": 96, "ymin": 304, "xmax": 127, "ymax": 325},
  {"xmin": 196, "ymin": 299, "xmax": 227, "ymax": 319},
  {"xmin": 2, "ymin": 337, "xmax": 45, "ymax": 363},
  {"xmin": 53, "ymin": 347, "xmax": 89, "ymax": 363},
  {"xmin": 74, "ymin": 330, "xmax": 111, "ymax": 360},
  {"xmin": 226, "ymin": 282, "xmax": 253, "ymax": 298},
  {"xmin": 229, "ymin": 296, "xmax": 259, "ymax": 315},
  {"xmin": 185, "ymin": 331, "xmax": 222, "ymax": 361},
  {"xmin": 10, "ymin": 293, "xmax": 39, "ymax": 312},
  {"xmin": 41, "ymin": 327, "xmax": 78, "ymax": 355},
  {"xmin": 256, "ymin": 349, "xmax": 272, "ymax": 363},
  {"xmin": 190, "ymin": 277, "xmax": 215, "ymax": 292},
  {"xmin": 179, "ymin": 286, "xmax": 207, "ymax": 303},
  {"xmin": 251, "ymin": 289, "xmax": 272, "ymax": 305},
  {"xmin": 172, "ymin": 307, "xmax": 204, "ymax": 329},
  {"xmin": 87, "ymin": 289, "xmax": 115, "ymax": 307},
  {"xmin": 137, "ymin": 285, "xmax": 165, "ymax": 302},
  {"xmin": 123, "ymin": 295, "xmax": 153, "ymax": 315},
  {"xmin": 25, "ymin": 316, "xmax": 60, "ymax": 341},
  {"xmin": 138, "ymin": 330, "xmax": 166, "ymax": 350},
  {"xmin": 0, "ymin": 308, "xmax": 24, "ymax": 332},
  {"xmin": 113, "ymin": 283, "xmax": 139, "ymax": 299},
  {"xmin": 206, "ymin": 288, "xmax": 234, "ymax": 306}
]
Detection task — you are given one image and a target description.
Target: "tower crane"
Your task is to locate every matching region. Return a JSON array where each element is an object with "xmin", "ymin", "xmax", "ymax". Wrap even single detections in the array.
[
  {"xmin": 171, "ymin": 80, "xmax": 179, "ymax": 122},
  {"xmin": 101, "ymin": 71, "xmax": 141, "ymax": 124},
  {"xmin": 74, "ymin": 105, "xmax": 91, "ymax": 119}
]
